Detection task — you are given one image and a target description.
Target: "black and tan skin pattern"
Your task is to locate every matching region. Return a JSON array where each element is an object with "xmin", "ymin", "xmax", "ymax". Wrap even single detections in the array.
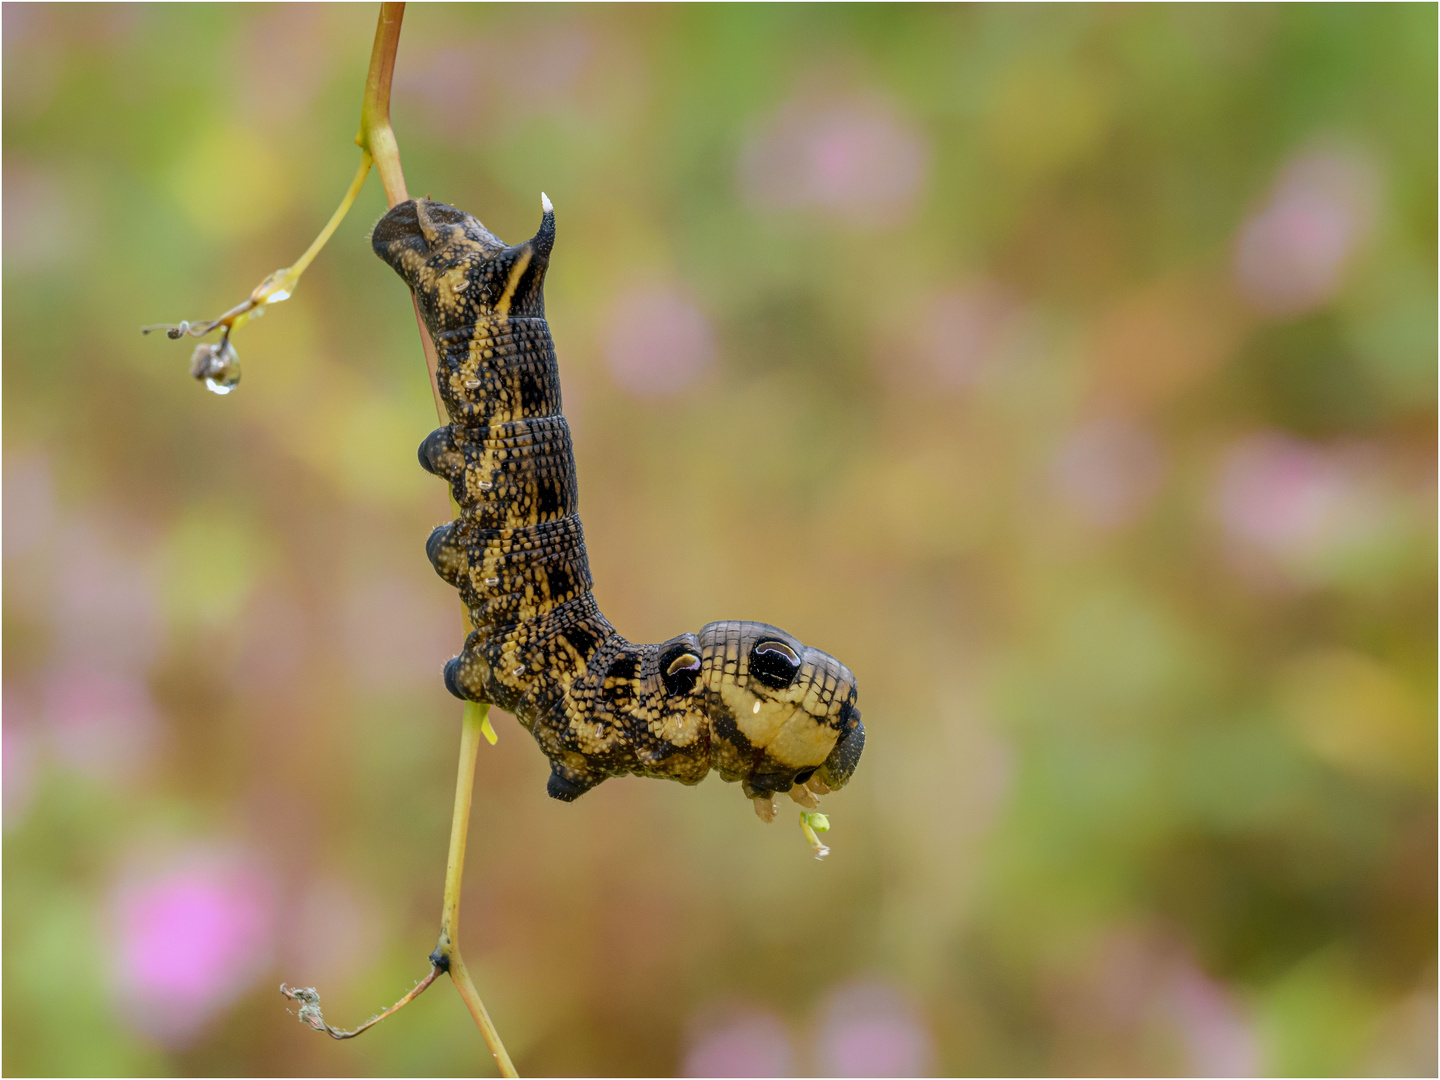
[{"xmin": 372, "ymin": 197, "xmax": 864, "ymax": 818}]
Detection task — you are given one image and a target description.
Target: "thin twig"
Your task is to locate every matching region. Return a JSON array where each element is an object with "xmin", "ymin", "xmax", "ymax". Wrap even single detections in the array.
[
  {"xmin": 280, "ymin": 967, "xmax": 441, "ymax": 1039},
  {"xmin": 141, "ymin": 127, "xmax": 373, "ymax": 344}
]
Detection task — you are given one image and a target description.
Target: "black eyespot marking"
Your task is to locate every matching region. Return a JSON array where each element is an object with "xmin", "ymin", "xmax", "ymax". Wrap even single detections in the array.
[
  {"xmin": 750, "ymin": 639, "xmax": 801, "ymax": 689},
  {"xmin": 660, "ymin": 646, "xmax": 702, "ymax": 696}
]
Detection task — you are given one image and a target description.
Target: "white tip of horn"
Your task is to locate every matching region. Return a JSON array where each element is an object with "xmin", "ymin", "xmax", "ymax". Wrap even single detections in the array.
[{"xmin": 540, "ymin": 191, "xmax": 553, "ymax": 214}]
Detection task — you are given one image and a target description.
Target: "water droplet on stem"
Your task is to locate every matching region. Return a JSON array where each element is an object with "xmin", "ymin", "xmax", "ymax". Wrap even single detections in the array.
[{"xmin": 190, "ymin": 339, "xmax": 241, "ymax": 394}]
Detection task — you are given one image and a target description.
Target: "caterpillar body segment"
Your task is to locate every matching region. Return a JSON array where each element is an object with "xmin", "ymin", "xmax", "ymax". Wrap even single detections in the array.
[{"xmin": 373, "ymin": 198, "xmax": 863, "ymax": 809}]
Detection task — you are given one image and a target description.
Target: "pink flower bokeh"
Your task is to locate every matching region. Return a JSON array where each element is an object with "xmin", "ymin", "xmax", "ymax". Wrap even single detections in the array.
[
  {"xmin": 397, "ymin": 25, "xmax": 598, "ymax": 139},
  {"xmin": 110, "ymin": 852, "xmax": 276, "ymax": 1046},
  {"xmin": 813, "ymin": 978, "xmax": 935, "ymax": 1077},
  {"xmin": 1051, "ymin": 417, "xmax": 1166, "ymax": 530},
  {"xmin": 1233, "ymin": 148, "xmax": 1379, "ymax": 317},
  {"xmin": 682, "ymin": 1005, "xmax": 795, "ymax": 1077},
  {"xmin": 899, "ymin": 282, "xmax": 1026, "ymax": 393},
  {"xmin": 1212, "ymin": 432, "xmax": 1398, "ymax": 586},
  {"xmin": 44, "ymin": 668, "xmax": 161, "ymax": 782},
  {"xmin": 1165, "ymin": 960, "xmax": 1260, "ymax": 1077},
  {"xmin": 604, "ymin": 284, "xmax": 717, "ymax": 398},
  {"xmin": 740, "ymin": 92, "xmax": 929, "ymax": 227},
  {"xmin": 1045, "ymin": 926, "xmax": 1258, "ymax": 1077}
]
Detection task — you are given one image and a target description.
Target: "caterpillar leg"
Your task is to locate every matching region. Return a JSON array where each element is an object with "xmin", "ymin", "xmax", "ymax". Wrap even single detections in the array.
[
  {"xmin": 788, "ymin": 784, "xmax": 821, "ymax": 809},
  {"xmin": 752, "ymin": 794, "xmax": 777, "ymax": 823},
  {"xmin": 545, "ymin": 760, "xmax": 606, "ymax": 802},
  {"xmin": 815, "ymin": 711, "xmax": 865, "ymax": 791}
]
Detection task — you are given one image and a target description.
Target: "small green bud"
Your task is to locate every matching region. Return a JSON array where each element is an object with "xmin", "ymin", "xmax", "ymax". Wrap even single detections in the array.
[{"xmin": 798, "ymin": 810, "xmax": 832, "ymax": 859}]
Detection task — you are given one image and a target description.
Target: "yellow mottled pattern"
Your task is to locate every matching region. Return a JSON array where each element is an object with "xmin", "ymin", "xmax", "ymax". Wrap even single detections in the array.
[{"xmin": 374, "ymin": 197, "xmax": 862, "ymax": 806}]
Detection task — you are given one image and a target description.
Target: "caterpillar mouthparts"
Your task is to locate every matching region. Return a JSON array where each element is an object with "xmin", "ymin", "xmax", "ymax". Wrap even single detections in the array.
[{"xmin": 374, "ymin": 197, "xmax": 864, "ymax": 811}]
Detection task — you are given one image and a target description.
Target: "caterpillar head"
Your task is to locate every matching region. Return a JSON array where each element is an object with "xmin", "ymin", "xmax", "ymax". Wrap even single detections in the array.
[
  {"xmin": 371, "ymin": 196, "xmax": 554, "ymax": 333},
  {"xmin": 685, "ymin": 622, "xmax": 863, "ymax": 806}
]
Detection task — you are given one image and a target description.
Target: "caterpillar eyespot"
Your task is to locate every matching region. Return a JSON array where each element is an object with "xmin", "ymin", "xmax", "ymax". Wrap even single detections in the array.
[
  {"xmin": 750, "ymin": 639, "xmax": 802, "ymax": 689},
  {"xmin": 665, "ymin": 652, "xmax": 701, "ymax": 677},
  {"xmin": 373, "ymin": 197, "xmax": 864, "ymax": 810},
  {"xmin": 658, "ymin": 643, "xmax": 703, "ymax": 697}
]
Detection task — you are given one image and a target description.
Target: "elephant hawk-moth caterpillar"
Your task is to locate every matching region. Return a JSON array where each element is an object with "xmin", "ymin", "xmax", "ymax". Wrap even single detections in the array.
[{"xmin": 372, "ymin": 197, "xmax": 864, "ymax": 818}]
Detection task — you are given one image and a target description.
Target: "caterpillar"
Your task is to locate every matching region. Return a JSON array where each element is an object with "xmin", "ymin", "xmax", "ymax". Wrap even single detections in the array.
[{"xmin": 372, "ymin": 197, "xmax": 864, "ymax": 820}]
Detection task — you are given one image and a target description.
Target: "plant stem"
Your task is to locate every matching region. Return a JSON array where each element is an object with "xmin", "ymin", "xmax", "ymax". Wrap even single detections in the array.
[
  {"xmin": 281, "ymin": 967, "xmax": 441, "ymax": 1039},
  {"xmin": 356, "ymin": 1, "xmax": 445, "ymax": 419},
  {"xmin": 267, "ymin": 4, "xmax": 512, "ymax": 1069},
  {"xmin": 431, "ymin": 703, "xmax": 518, "ymax": 1076},
  {"xmin": 357, "ymin": 1, "xmax": 408, "ymax": 204},
  {"xmin": 286, "ymin": 152, "xmax": 374, "ymax": 283},
  {"xmin": 142, "ymin": 152, "xmax": 375, "ymax": 342},
  {"xmin": 357, "ymin": 5, "xmax": 516, "ymax": 1074}
]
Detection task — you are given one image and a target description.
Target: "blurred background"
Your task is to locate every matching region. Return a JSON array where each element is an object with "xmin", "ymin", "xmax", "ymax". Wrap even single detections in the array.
[{"xmin": 3, "ymin": 4, "xmax": 1435, "ymax": 1076}]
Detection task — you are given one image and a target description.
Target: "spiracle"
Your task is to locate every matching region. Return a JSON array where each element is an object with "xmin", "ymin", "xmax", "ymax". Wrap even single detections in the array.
[{"xmin": 373, "ymin": 197, "xmax": 864, "ymax": 814}]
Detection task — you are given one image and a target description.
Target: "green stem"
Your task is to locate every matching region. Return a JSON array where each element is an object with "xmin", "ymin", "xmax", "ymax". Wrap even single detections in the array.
[
  {"xmin": 285, "ymin": 152, "xmax": 373, "ymax": 283},
  {"xmin": 432, "ymin": 703, "xmax": 517, "ymax": 1076},
  {"xmin": 357, "ymin": 2, "xmax": 409, "ymax": 204},
  {"xmin": 357, "ymin": 7, "xmax": 514, "ymax": 1071}
]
